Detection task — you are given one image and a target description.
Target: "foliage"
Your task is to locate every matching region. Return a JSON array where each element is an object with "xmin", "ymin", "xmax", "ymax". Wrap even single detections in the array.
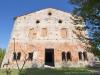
[
  {"xmin": 91, "ymin": 42, "xmax": 100, "ymax": 56},
  {"xmin": 0, "ymin": 48, "xmax": 5, "ymax": 67},
  {"xmin": 70, "ymin": 0, "xmax": 100, "ymax": 25},
  {"xmin": 69, "ymin": 0, "xmax": 100, "ymax": 56}
]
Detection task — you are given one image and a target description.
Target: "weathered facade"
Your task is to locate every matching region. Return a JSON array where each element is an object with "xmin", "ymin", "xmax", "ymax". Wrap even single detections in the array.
[{"xmin": 1, "ymin": 8, "xmax": 95, "ymax": 68}]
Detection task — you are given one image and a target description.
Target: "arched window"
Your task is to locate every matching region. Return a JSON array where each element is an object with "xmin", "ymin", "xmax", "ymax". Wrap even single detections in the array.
[
  {"xmin": 28, "ymin": 52, "xmax": 33, "ymax": 61},
  {"xmin": 62, "ymin": 52, "xmax": 66, "ymax": 61},
  {"xmin": 78, "ymin": 52, "xmax": 82, "ymax": 60},
  {"xmin": 13, "ymin": 52, "xmax": 21, "ymax": 60},
  {"xmin": 83, "ymin": 52, "xmax": 88, "ymax": 61},
  {"xmin": 13, "ymin": 52, "xmax": 16, "ymax": 60},
  {"xmin": 17, "ymin": 52, "xmax": 21, "ymax": 60},
  {"xmin": 67, "ymin": 52, "xmax": 71, "ymax": 61}
]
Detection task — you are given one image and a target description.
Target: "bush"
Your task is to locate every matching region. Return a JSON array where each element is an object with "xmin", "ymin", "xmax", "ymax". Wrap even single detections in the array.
[{"xmin": 0, "ymin": 48, "xmax": 5, "ymax": 67}]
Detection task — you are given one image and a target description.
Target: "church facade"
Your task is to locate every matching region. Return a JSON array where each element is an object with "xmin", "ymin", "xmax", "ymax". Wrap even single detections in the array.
[{"xmin": 1, "ymin": 8, "xmax": 94, "ymax": 68}]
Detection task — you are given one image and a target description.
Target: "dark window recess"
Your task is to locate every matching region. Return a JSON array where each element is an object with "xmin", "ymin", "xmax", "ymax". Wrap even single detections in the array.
[
  {"xmin": 28, "ymin": 52, "xmax": 33, "ymax": 61},
  {"xmin": 48, "ymin": 12, "xmax": 52, "ymax": 16},
  {"xmin": 58, "ymin": 19, "xmax": 62, "ymax": 23},
  {"xmin": 36, "ymin": 20, "xmax": 40, "ymax": 24},
  {"xmin": 67, "ymin": 52, "xmax": 71, "ymax": 61},
  {"xmin": 13, "ymin": 52, "xmax": 16, "ymax": 60},
  {"xmin": 78, "ymin": 52, "xmax": 82, "ymax": 60},
  {"xmin": 83, "ymin": 52, "xmax": 88, "ymax": 61},
  {"xmin": 62, "ymin": 52, "xmax": 66, "ymax": 61},
  {"xmin": 17, "ymin": 52, "xmax": 21, "ymax": 60},
  {"xmin": 13, "ymin": 52, "xmax": 21, "ymax": 60}
]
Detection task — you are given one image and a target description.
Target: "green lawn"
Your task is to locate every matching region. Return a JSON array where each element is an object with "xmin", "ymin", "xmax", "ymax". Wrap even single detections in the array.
[{"xmin": 0, "ymin": 68, "xmax": 99, "ymax": 75}]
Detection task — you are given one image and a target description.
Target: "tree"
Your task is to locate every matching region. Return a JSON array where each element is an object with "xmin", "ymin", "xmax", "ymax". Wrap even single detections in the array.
[
  {"xmin": 0, "ymin": 48, "xmax": 5, "ymax": 67},
  {"xmin": 69, "ymin": 0, "xmax": 100, "ymax": 56},
  {"xmin": 12, "ymin": 38, "xmax": 28, "ymax": 72},
  {"xmin": 2, "ymin": 38, "xmax": 29, "ymax": 75},
  {"xmin": 69, "ymin": 0, "xmax": 100, "ymax": 24},
  {"xmin": 70, "ymin": 16, "xmax": 92, "ymax": 52}
]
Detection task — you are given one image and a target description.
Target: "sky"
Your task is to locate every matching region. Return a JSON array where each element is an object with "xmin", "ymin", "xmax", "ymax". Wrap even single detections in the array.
[{"xmin": 0, "ymin": 0, "xmax": 74, "ymax": 48}]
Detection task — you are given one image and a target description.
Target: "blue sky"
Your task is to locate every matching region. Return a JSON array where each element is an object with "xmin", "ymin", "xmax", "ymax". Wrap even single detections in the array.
[{"xmin": 0, "ymin": 0, "xmax": 74, "ymax": 48}]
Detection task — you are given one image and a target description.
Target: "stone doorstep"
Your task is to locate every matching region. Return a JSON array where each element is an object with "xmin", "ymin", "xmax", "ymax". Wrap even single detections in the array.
[{"xmin": 44, "ymin": 65, "xmax": 55, "ymax": 68}]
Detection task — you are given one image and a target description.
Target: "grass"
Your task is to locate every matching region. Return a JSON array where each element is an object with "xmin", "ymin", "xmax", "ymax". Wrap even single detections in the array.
[{"xmin": 0, "ymin": 68, "xmax": 98, "ymax": 75}]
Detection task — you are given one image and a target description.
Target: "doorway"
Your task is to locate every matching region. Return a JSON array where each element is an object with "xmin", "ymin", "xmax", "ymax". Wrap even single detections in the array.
[{"xmin": 45, "ymin": 48, "xmax": 54, "ymax": 66}]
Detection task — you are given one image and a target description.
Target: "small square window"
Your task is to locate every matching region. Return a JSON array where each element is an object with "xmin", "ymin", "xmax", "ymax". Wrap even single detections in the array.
[
  {"xmin": 28, "ymin": 52, "xmax": 33, "ymax": 61},
  {"xmin": 36, "ymin": 20, "xmax": 40, "ymax": 24},
  {"xmin": 58, "ymin": 19, "xmax": 62, "ymax": 23},
  {"xmin": 48, "ymin": 12, "xmax": 52, "ymax": 16}
]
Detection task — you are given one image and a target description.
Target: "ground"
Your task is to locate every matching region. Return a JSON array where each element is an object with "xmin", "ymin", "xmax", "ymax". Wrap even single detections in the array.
[{"xmin": 0, "ymin": 68, "xmax": 99, "ymax": 75}]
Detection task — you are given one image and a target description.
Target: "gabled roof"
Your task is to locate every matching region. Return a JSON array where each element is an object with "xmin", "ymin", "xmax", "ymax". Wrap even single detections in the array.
[{"xmin": 14, "ymin": 8, "xmax": 72, "ymax": 20}]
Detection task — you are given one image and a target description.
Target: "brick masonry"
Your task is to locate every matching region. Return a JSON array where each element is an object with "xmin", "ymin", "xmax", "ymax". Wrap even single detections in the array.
[{"xmin": 1, "ymin": 8, "xmax": 95, "ymax": 68}]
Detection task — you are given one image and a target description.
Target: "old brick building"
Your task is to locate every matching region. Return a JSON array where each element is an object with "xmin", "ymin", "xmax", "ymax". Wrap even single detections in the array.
[{"xmin": 1, "ymin": 8, "xmax": 95, "ymax": 68}]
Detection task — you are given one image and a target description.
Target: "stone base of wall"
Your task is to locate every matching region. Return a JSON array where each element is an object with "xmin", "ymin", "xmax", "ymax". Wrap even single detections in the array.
[{"xmin": 1, "ymin": 61, "xmax": 93, "ymax": 69}]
